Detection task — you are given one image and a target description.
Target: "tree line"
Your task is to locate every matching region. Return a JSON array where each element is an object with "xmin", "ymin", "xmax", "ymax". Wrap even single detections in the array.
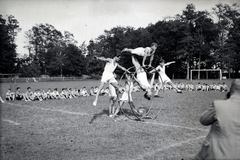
[{"xmin": 0, "ymin": 3, "xmax": 239, "ymax": 79}]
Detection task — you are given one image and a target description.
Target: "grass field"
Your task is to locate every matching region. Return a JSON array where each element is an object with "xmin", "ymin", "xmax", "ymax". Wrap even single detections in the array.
[{"xmin": 0, "ymin": 79, "xmax": 232, "ymax": 160}]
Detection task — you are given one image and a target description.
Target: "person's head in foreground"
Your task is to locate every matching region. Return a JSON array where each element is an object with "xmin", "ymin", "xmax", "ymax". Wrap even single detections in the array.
[
  {"xmin": 195, "ymin": 78, "xmax": 240, "ymax": 160},
  {"xmin": 227, "ymin": 79, "xmax": 240, "ymax": 98}
]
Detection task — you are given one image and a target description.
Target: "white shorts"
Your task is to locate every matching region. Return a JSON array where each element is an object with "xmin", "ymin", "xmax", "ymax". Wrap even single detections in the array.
[
  {"xmin": 131, "ymin": 47, "xmax": 145, "ymax": 56},
  {"xmin": 159, "ymin": 74, "xmax": 171, "ymax": 83},
  {"xmin": 137, "ymin": 70, "xmax": 151, "ymax": 90},
  {"xmin": 131, "ymin": 47, "xmax": 151, "ymax": 57},
  {"xmin": 108, "ymin": 83, "xmax": 117, "ymax": 97},
  {"xmin": 101, "ymin": 71, "xmax": 118, "ymax": 83}
]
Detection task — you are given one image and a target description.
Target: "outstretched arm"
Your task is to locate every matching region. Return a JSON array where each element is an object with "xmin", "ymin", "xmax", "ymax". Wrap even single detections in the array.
[
  {"xmin": 149, "ymin": 54, "xmax": 154, "ymax": 67},
  {"xmin": 165, "ymin": 61, "xmax": 175, "ymax": 66},
  {"xmin": 149, "ymin": 66, "xmax": 160, "ymax": 74},
  {"xmin": 94, "ymin": 56, "xmax": 111, "ymax": 63},
  {"xmin": 117, "ymin": 64, "xmax": 130, "ymax": 73}
]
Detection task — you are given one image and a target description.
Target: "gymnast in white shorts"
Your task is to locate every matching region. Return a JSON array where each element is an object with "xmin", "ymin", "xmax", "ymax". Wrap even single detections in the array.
[
  {"xmin": 149, "ymin": 59, "xmax": 182, "ymax": 95},
  {"xmin": 93, "ymin": 54, "xmax": 129, "ymax": 106},
  {"xmin": 131, "ymin": 56, "xmax": 154, "ymax": 100}
]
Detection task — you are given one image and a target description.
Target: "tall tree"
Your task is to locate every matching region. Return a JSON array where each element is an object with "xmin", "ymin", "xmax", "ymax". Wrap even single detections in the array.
[
  {"xmin": 0, "ymin": 15, "xmax": 21, "ymax": 73},
  {"xmin": 24, "ymin": 23, "xmax": 80, "ymax": 76},
  {"xmin": 212, "ymin": 3, "xmax": 240, "ymax": 77}
]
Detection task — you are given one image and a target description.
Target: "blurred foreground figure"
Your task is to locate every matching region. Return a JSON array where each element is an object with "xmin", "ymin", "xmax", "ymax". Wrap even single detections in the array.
[{"xmin": 195, "ymin": 79, "xmax": 240, "ymax": 160}]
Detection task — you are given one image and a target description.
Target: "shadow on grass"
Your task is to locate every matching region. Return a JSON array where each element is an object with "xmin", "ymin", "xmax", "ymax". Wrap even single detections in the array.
[
  {"xmin": 89, "ymin": 109, "xmax": 109, "ymax": 124},
  {"xmin": 89, "ymin": 108, "xmax": 142, "ymax": 123}
]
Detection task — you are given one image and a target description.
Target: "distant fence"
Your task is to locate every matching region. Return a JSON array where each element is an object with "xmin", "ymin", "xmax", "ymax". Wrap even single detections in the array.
[{"xmin": 0, "ymin": 76, "xmax": 88, "ymax": 83}]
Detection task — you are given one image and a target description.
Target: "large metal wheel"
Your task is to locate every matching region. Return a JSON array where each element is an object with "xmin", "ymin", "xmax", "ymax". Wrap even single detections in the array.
[{"xmin": 118, "ymin": 66, "xmax": 162, "ymax": 121}]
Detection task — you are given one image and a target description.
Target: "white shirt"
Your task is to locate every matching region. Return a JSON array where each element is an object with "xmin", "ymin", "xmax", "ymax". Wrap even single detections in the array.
[{"xmin": 104, "ymin": 59, "xmax": 117, "ymax": 73}]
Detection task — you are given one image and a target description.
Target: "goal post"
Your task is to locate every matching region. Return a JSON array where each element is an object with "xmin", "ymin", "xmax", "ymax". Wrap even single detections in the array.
[{"xmin": 190, "ymin": 69, "xmax": 222, "ymax": 81}]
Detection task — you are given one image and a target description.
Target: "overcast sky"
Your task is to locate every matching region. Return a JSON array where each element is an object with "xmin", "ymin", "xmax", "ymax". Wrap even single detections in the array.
[{"xmin": 0, "ymin": 0, "xmax": 239, "ymax": 56}]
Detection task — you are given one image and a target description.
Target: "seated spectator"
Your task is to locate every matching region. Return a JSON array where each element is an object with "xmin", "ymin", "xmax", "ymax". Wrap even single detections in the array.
[
  {"xmin": 222, "ymin": 82, "xmax": 228, "ymax": 92},
  {"xmin": 100, "ymin": 88, "xmax": 107, "ymax": 96},
  {"xmin": 211, "ymin": 83, "xmax": 217, "ymax": 91},
  {"xmin": 215, "ymin": 82, "xmax": 222, "ymax": 91},
  {"xmin": 46, "ymin": 88, "xmax": 53, "ymax": 99},
  {"xmin": 194, "ymin": 79, "xmax": 240, "ymax": 160},
  {"xmin": 80, "ymin": 87, "xmax": 89, "ymax": 97},
  {"xmin": 177, "ymin": 82, "xmax": 182, "ymax": 90},
  {"xmin": 72, "ymin": 88, "xmax": 80, "ymax": 97},
  {"xmin": 94, "ymin": 86, "xmax": 99, "ymax": 95},
  {"xmin": 6, "ymin": 89, "xmax": 15, "ymax": 101},
  {"xmin": 25, "ymin": 87, "xmax": 35, "ymax": 101},
  {"xmin": 41, "ymin": 90, "xmax": 48, "ymax": 100},
  {"xmin": 196, "ymin": 82, "xmax": 202, "ymax": 91},
  {"xmin": 59, "ymin": 88, "xmax": 67, "ymax": 99},
  {"xmin": 89, "ymin": 87, "xmax": 96, "ymax": 96},
  {"xmin": 52, "ymin": 88, "xmax": 60, "ymax": 99},
  {"xmin": 189, "ymin": 83, "xmax": 194, "ymax": 91},
  {"xmin": 206, "ymin": 83, "xmax": 210, "ymax": 91},
  {"xmin": 66, "ymin": 88, "xmax": 73, "ymax": 99},
  {"xmin": 201, "ymin": 83, "xmax": 207, "ymax": 91},
  {"xmin": 15, "ymin": 87, "xmax": 25, "ymax": 101},
  {"xmin": 104, "ymin": 87, "xmax": 110, "ymax": 96},
  {"xmin": 33, "ymin": 89, "xmax": 43, "ymax": 101},
  {"xmin": 180, "ymin": 82, "xmax": 185, "ymax": 90},
  {"xmin": 185, "ymin": 83, "xmax": 190, "ymax": 91}
]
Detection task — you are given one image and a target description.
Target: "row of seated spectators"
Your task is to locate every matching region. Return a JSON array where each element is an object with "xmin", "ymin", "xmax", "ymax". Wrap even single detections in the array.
[
  {"xmin": 5, "ymin": 85, "xmax": 141, "ymax": 102},
  {"xmin": 153, "ymin": 82, "xmax": 228, "ymax": 92},
  {"xmin": 4, "ymin": 82, "xmax": 228, "ymax": 102}
]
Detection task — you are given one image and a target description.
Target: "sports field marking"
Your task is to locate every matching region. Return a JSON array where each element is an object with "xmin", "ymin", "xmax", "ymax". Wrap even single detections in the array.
[
  {"xmin": 131, "ymin": 135, "xmax": 205, "ymax": 160},
  {"xmin": 3, "ymin": 119, "xmax": 21, "ymax": 125},
  {"xmin": 142, "ymin": 121, "xmax": 208, "ymax": 132},
  {"xmin": 5, "ymin": 102, "xmax": 89, "ymax": 116},
  {"xmin": 4, "ymin": 103, "xmax": 206, "ymax": 132}
]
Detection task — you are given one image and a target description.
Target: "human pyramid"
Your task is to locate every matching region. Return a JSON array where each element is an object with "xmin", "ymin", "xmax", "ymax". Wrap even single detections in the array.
[{"xmin": 92, "ymin": 43, "xmax": 182, "ymax": 118}]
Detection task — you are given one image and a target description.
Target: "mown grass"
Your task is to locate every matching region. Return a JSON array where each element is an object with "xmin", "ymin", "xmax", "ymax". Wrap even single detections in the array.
[{"xmin": 1, "ymin": 79, "xmax": 232, "ymax": 160}]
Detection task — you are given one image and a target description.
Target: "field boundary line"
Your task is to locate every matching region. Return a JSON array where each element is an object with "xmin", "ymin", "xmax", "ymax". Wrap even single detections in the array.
[
  {"xmin": 142, "ymin": 121, "xmax": 208, "ymax": 132},
  {"xmin": 131, "ymin": 135, "xmax": 205, "ymax": 160},
  {"xmin": 3, "ymin": 119, "xmax": 20, "ymax": 125},
  {"xmin": 4, "ymin": 102, "xmax": 89, "ymax": 116}
]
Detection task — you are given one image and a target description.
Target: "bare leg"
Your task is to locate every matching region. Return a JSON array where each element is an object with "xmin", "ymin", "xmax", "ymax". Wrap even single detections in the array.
[
  {"xmin": 131, "ymin": 56, "xmax": 141, "ymax": 71},
  {"xmin": 150, "ymin": 72, "xmax": 155, "ymax": 88},
  {"xmin": 109, "ymin": 96, "xmax": 117, "ymax": 116},
  {"xmin": 167, "ymin": 81, "xmax": 182, "ymax": 93},
  {"xmin": 0, "ymin": 96, "xmax": 4, "ymax": 103},
  {"xmin": 122, "ymin": 48, "xmax": 133, "ymax": 53},
  {"xmin": 93, "ymin": 81, "xmax": 105, "ymax": 106},
  {"xmin": 113, "ymin": 100, "xmax": 124, "ymax": 117},
  {"xmin": 110, "ymin": 82, "xmax": 123, "ymax": 99}
]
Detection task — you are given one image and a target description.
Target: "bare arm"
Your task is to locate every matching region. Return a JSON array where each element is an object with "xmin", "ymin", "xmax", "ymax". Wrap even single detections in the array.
[
  {"xmin": 117, "ymin": 64, "xmax": 130, "ymax": 73},
  {"xmin": 149, "ymin": 54, "xmax": 154, "ymax": 67},
  {"xmin": 95, "ymin": 56, "xmax": 111, "ymax": 63},
  {"xmin": 149, "ymin": 66, "xmax": 160, "ymax": 74},
  {"xmin": 165, "ymin": 61, "xmax": 175, "ymax": 66}
]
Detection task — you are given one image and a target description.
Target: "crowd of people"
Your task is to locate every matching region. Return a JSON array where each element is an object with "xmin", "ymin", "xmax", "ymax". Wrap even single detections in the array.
[
  {"xmin": 155, "ymin": 81, "xmax": 228, "ymax": 92},
  {"xmin": 4, "ymin": 86, "xmax": 138, "ymax": 102},
  {"xmin": 2, "ymin": 81, "xmax": 228, "ymax": 103}
]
